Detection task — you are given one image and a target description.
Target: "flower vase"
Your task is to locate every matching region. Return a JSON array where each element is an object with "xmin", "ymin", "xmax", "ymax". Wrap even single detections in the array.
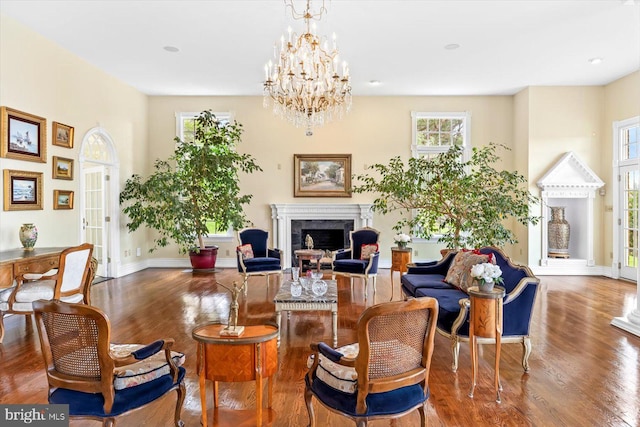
[
  {"xmin": 478, "ymin": 280, "xmax": 494, "ymax": 292},
  {"xmin": 397, "ymin": 242, "xmax": 407, "ymax": 249},
  {"xmin": 19, "ymin": 223, "xmax": 38, "ymax": 251}
]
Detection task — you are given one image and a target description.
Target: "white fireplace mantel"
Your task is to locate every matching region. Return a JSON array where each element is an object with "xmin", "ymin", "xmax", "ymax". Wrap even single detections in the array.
[{"xmin": 271, "ymin": 203, "xmax": 373, "ymax": 268}]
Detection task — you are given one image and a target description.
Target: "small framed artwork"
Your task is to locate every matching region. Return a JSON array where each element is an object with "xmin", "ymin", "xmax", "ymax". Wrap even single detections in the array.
[
  {"xmin": 52, "ymin": 156, "xmax": 74, "ymax": 180},
  {"xmin": 294, "ymin": 154, "xmax": 352, "ymax": 197},
  {"xmin": 3, "ymin": 169, "xmax": 43, "ymax": 211},
  {"xmin": 52, "ymin": 121, "xmax": 74, "ymax": 148},
  {"xmin": 0, "ymin": 106, "xmax": 47, "ymax": 163},
  {"xmin": 53, "ymin": 190, "xmax": 74, "ymax": 210}
]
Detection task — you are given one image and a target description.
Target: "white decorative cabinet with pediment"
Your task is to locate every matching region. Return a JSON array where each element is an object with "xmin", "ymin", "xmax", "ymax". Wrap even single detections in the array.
[{"xmin": 536, "ymin": 152, "xmax": 604, "ymax": 274}]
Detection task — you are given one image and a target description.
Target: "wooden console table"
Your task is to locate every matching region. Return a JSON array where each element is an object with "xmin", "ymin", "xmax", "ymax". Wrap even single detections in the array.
[
  {"xmin": 0, "ymin": 247, "xmax": 67, "ymax": 288},
  {"xmin": 192, "ymin": 323, "xmax": 279, "ymax": 427}
]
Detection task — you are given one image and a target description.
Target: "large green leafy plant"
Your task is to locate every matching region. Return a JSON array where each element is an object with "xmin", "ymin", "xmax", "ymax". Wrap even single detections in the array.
[
  {"xmin": 119, "ymin": 110, "xmax": 262, "ymax": 254},
  {"xmin": 352, "ymin": 143, "xmax": 539, "ymax": 249}
]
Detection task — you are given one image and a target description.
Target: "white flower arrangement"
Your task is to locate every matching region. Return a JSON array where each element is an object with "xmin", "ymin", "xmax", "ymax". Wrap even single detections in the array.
[
  {"xmin": 470, "ymin": 262, "xmax": 504, "ymax": 286},
  {"xmin": 393, "ymin": 233, "xmax": 411, "ymax": 244}
]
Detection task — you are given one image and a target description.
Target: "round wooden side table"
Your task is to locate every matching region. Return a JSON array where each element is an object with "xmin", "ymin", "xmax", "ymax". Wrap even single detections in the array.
[
  {"xmin": 467, "ymin": 285, "xmax": 506, "ymax": 403},
  {"xmin": 192, "ymin": 323, "xmax": 279, "ymax": 426},
  {"xmin": 390, "ymin": 247, "xmax": 412, "ymax": 300}
]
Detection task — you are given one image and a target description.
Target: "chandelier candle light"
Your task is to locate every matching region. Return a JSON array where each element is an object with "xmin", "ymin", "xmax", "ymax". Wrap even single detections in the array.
[{"xmin": 263, "ymin": 0, "xmax": 352, "ymax": 136}]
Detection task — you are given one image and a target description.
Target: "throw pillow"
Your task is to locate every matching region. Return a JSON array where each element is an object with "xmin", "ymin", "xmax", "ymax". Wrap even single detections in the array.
[
  {"xmin": 444, "ymin": 250, "xmax": 494, "ymax": 292},
  {"xmin": 360, "ymin": 243, "xmax": 379, "ymax": 260},
  {"xmin": 237, "ymin": 244, "xmax": 254, "ymax": 260}
]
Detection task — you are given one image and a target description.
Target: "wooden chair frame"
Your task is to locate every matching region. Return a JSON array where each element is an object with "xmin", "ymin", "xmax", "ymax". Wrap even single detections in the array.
[{"xmin": 32, "ymin": 300, "xmax": 185, "ymax": 426}]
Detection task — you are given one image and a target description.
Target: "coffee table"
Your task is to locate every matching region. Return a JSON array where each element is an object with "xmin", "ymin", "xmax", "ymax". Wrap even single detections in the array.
[{"xmin": 273, "ymin": 280, "xmax": 338, "ymax": 348}]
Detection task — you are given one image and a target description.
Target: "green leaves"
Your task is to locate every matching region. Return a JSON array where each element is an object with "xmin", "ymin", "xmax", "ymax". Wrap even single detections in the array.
[
  {"xmin": 352, "ymin": 143, "xmax": 539, "ymax": 249},
  {"xmin": 120, "ymin": 110, "xmax": 262, "ymax": 254}
]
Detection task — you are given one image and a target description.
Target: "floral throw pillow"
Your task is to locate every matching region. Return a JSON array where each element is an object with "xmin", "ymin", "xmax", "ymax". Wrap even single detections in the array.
[
  {"xmin": 360, "ymin": 243, "xmax": 379, "ymax": 260},
  {"xmin": 237, "ymin": 244, "xmax": 254, "ymax": 260},
  {"xmin": 444, "ymin": 250, "xmax": 494, "ymax": 292}
]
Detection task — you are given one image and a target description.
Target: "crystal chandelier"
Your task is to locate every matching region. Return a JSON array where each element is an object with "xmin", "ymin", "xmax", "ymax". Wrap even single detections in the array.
[{"xmin": 263, "ymin": 0, "xmax": 352, "ymax": 136}]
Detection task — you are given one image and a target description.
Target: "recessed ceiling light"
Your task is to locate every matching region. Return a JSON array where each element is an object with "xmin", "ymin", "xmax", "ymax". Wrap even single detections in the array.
[
  {"xmin": 588, "ymin": 57, "xmax": 603, "ymax": 65},
  {"xmin": 368, "ymin": 80, "xmax": 381, "ymax": 86},
  {"xmin": 163, "ymin": 46, "xmax": 180, "ymax": 53},
  {"xmin": 444, "ymin": 43, "xmax": 460, "ymax": 50}
]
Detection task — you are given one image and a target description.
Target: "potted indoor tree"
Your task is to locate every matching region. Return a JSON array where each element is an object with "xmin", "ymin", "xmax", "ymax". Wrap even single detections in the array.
[
  {"xmin": 119, "ymin": 110, "xmax": 262, "ymax": 269},
  {"xmin": 352, "ymin": 143, "xmax": 539, "ymax": 251}
]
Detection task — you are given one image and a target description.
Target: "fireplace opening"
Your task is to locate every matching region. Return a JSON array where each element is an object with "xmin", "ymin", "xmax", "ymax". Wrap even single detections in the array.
[
  {"xmin": 291, "ymin": 219, "xmax": 354, "ymax": 268},
  {"xmin": 301, "ymin": 229, "xmax": 344, "ymax": 251}
]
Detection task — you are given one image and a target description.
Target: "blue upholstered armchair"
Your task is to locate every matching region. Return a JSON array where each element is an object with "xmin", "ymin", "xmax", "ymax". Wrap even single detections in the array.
[
  {"xmin": 305, "ymin": 297, "xmax": 438, "ymax": 426},
  {"xmin": 332, "ymin": 227, "xmax": 380, "ymax": 296},
  {"xmin": 236, "ymin": 228, "xmax": 283, "ymax": 292}
]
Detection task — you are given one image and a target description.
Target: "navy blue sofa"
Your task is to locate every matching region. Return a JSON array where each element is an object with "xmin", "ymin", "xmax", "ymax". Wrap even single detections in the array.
[{"xmin": 401, "ymin": 246, "xmax": 540, "ymax": 372}]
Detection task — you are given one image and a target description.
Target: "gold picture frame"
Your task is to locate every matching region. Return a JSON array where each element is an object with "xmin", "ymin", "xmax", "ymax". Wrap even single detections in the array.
[
  {"xmin": 52, "ymin": 156, "xmax": 74, "ymax": 180},
  {"xmin": 1, "ymin": 106, "xmax": 47, "ymax": 163},
  {"xmin": 52, "ymin": 121, "xmax": 74, "ymax": 148},
  {"xmin": 3, "ymin": 169, "xmax": 43, "ymax": 211},
  {"xmin": 53, "ymin": 189, "xmax": 74, "ymax": 210},
  {"xmin": 294, "ymin": 154, "xmax": 352, "ymax": 197}
]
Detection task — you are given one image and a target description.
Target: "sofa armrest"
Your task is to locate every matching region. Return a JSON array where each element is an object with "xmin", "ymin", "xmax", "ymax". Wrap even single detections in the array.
[
  {"xmin": 364, "ymin": 252, "xmax": 380, "ymax": 274},
  {"xmin": 449, "ymin": 298, "xmax": 471, "ymax": 336},
  {"xmin": 268, "ymin": 248, "xmax": 281, "ymax": 261},
  {"xmin": 504, "ymin": 276, "xmax": 540, "ymax": 304}
]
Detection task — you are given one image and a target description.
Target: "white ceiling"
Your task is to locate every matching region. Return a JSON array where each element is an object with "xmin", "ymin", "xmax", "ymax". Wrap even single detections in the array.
[{"xmin": 2, "ymin": 0, "xmax": 639, "ymax": 96}]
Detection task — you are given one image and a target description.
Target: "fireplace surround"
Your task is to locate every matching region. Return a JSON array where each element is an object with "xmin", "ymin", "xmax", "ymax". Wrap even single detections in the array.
[{"xmin": 271, "ymin": 204, "xmax": 373, "ymax": 268}]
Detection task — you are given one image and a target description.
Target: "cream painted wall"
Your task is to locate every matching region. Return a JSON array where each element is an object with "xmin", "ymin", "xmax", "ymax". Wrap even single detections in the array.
[
  {"xmin": 147, "ymin": 95, "xmax": 513, "ymax": 264},
  {"xmin": 513, "ymin": 88, "xmax": 531, "ymax": 264},
  {"xmin": 603, "ymin": 71, "xmax": 640, "ymax": 271},
  {"xmin": 526, "ymin": 86, "xmax": 606, "ymax": 266},
  {"xmin": 0, "ymin": 15, "xmax": 148, "ymax": 271},
  {"xmin": 3, "ymin": 13, "xmax": 637, "ymax": 275}
]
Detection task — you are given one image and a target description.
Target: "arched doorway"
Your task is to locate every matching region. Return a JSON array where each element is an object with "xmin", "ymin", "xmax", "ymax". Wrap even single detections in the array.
[{"xmin": 79, "ymin": 127, "xmax": 120, "ymax": 278}]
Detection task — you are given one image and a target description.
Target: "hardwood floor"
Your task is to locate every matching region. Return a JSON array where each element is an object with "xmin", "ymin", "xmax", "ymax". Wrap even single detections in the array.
[{"xmin": 1, "ymin": 268, "xmax": 638, "ymax": 426}]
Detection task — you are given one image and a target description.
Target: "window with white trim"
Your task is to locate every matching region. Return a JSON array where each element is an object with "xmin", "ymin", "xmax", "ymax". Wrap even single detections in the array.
[
  {"xmin": 410, "ymin": 111, "xmax": 471, "ymax": 241},
  {"xmin": 175, "ymin": 111, "xmax": 234, "ymax": 242}
]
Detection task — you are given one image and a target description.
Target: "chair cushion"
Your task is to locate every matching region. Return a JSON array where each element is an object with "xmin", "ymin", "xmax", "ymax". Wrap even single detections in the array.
[
  {"xmin": 444, "ymin": 250, "xmax": 493, "ymax": 292},
  {"xmin": 306, "ymin": 373, "xmax": 428, "ymax": 417},
  {"xmin": 360, "ymin": 244, "xmax": 379, "ymax": 260},
  {"xmin": 110, "ymin": 344, "xmax": 186, "ymax": 390},
  {"xmin": 49, "ymin": 366, "xmax": 186, "ymax": 417},
  {"xmin": 237, "ymin": 244, "xmax": 254, "ymax": 259},
  {"xmin": 307, "ymin": 343, "xmax": 359, "ymax": 393},
  {"xmin": 0, "ymin": 281, "xmax": 55, "ymax": 311},
  {"xmin": 333, "ymin": 259, "xmax": 368, "ymax": 274},
  {"xmin": 242, "ymin": 257, "xmax": 281, "ymax": 272}
]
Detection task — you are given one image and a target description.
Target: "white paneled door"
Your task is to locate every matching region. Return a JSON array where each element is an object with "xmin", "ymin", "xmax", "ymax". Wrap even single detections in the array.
[{"xmin": 82, "ymin": 166, "xmax": 108, "ymax": 277}]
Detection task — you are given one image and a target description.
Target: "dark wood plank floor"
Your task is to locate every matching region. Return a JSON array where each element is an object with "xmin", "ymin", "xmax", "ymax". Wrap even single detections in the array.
[{"xmin": 1, "ymin": 268, "xmax": 639, "ymax": 426}]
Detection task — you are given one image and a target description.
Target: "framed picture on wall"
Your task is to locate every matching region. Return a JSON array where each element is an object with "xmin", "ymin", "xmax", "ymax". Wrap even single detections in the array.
[
  {"xmin": 52, "ymin": 156, "xmax": 74, "ymax": 180},
  {"xmin": 52, "ymin": 121, "xmax": 74, "ymax": 148},
  {"xmin": 0, "ymin": 106, "xmax": 47, "ymax": 163},
  {"xmin": 294, "ymin": 154, "xmax": 352, "ymax": 197},
  {"xmin": 3, "ymin": 169, "xmax": 43, "ymax": 211},
  {"xmin": 53, "ymin": 189, "xmax": 74, "ymax": 209}
]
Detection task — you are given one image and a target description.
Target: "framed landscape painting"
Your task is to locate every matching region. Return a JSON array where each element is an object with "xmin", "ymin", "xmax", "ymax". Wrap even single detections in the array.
[
  {"xmin": 3, "ymin": 169, "xmax": 43, "ymax": 211},
  {"xmin": 53, "ymin": 189, "xmax": 74, "ymax": 209},
  {"xmin": 0, "ymin": 106, "xmax": 47, "ymax": 163},
  {"xmin": 52, "ymin": 156, "xmax": 74, "ymax": 180},
  {"xmin": 294, "ymin": 154, "xmax": 352, "ymax": 197},
  {"xmin": 52, "ymin": 121, "xmax": 74, "ymax": 148}
]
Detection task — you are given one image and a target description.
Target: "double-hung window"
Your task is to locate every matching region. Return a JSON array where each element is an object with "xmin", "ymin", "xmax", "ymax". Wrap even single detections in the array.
[
  {"xmin": 175, "ymin": 111, "xmax": 234, "ymax": 242},
  {"xmin": 410, "ymin": 111, "xmax": 471, "ymax": 241}
]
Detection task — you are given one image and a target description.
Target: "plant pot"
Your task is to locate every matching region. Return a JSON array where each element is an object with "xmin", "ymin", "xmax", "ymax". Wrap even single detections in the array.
[{"xmin": 189, "ymin": 245, "xmax": 219, "ymax": 270}]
